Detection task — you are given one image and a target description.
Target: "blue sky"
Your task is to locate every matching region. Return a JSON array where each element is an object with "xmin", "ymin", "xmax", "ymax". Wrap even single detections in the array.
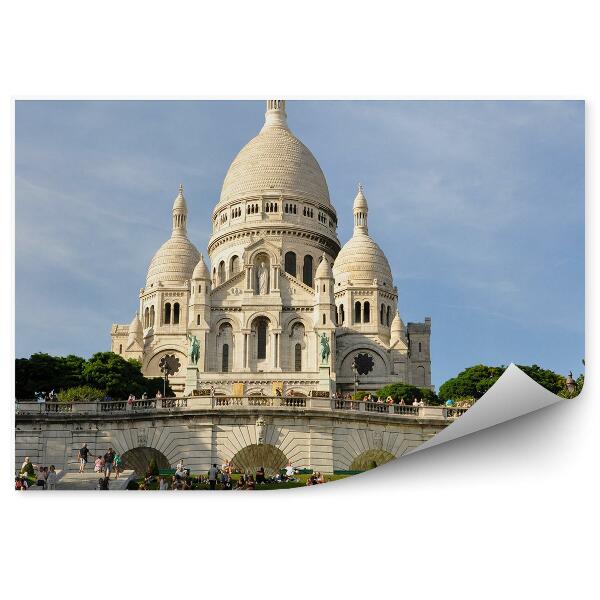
[{"xmin": 15, "ymin": 100, "xmax": 584, "ymax": 389}]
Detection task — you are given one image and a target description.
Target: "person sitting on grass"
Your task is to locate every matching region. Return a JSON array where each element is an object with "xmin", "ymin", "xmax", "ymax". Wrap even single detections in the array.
[
  {"xmin": 256, "ymin": 466, "xmax": 266, "ymax": 484},
  {"xmin": 316, "ymin": 471, "xmax": 325, "ymax": 484},
  {"xmin": 245, "ymin": 475, "xmax": 255, "ymax": 490},
  {"xmin": 174, "ymin": 463, "xmax": 186, "ymax": 480},
  {"xmin": 158, "ymin": 477, "xmax": 168, "ymax": 490},
  {"xmin": 235, "ymin": 476, "xmax": 246, "ymax": 490}
]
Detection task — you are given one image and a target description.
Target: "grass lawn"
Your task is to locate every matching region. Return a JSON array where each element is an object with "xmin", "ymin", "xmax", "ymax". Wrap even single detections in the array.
[{"xmin": 130, "ymin": 472, "xmax": 353, "ymax": 490}]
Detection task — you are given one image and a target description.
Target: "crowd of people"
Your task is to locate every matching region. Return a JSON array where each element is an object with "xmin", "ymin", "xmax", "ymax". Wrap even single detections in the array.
[
  {"xmin": 134, "ymin": 459, "xmax": 319, "ymax": 491},
  {"xmin": 15, "ymin": 457, "xmax": 58, "ymax": 490},
  {"xmin": 334, "ymin": 391, "xmax": 425, "ymax": 406}
]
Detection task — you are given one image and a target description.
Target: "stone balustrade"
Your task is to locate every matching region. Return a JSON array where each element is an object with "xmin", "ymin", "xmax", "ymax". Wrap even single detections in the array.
[{"xmin": 15, "ymin": 397, "xmax": 468, "ymax": 421}]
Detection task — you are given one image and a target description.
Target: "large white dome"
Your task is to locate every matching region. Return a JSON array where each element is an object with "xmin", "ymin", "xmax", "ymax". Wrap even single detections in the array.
[{"xmin": 216, "ymin": 101, "xmax": 331, "ymax": 210}]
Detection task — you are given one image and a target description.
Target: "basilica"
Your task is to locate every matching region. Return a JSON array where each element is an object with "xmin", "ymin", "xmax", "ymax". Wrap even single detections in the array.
[{"xmin": 110, "ymin": 101, "xmax": 432, "ymax": 397}]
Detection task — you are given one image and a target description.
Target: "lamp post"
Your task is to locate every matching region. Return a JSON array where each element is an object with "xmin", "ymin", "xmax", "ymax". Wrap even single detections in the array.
[{"xmin": 351, "ymin": 358, "xmax": 359, "ymax": 399}]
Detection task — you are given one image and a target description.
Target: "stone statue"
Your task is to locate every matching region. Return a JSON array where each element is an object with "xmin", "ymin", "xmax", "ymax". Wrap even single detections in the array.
[
  {"xmin": 257, "ymin": 261, "xmax": 269, "ymax": 294},
  {"xmin": 256, "ymin": 416, "xmax": 266, "ymax": 445},
  {"xmin": 187, "ymin": 333, "xmax": 200, "ymax": 366},
  {"xmin": 319, "ymin": 332, "xmax": 330, "ymax": 364}
]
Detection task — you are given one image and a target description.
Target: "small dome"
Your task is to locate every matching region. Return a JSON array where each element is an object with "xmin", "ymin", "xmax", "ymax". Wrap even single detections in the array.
[
  {"xmin": 391, "ymin": 310, "xmax": 405, "ymax": 334},
  {"xmin": 192, "ymin": 253, "xmax": 211, "ymax": 280},
  {"xmin": 333, "ymin": 233, "xmax": 393, "ymax": 287},
  {"xmin": 353, "ymin": 185, "xmax": 368, "ymax": 210},
  {"xmin": 146, "ymin": 236, "xmax": 200, "ymax": 287},
  {"xmin": 216, "ymin": 102, "xmax": 332, "ymax": 209},
  {"xmin": 173, "ymin": 184, "xmax": 187, "ymax": 212},
  {"xmin": 315, "ymin": 253, "xmax": 333, "ymax": 279},
  {"xmin": 127, "ymin": 313, "xmax": 143, "ymax": 347}
]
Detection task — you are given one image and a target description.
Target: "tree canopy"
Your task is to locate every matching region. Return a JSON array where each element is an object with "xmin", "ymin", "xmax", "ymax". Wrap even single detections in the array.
[
  {"xmin": 438, "ymin": 363, "xmax": 573, "ymax": 401},
  {"xmin": 15, "ymin": 352, "xmax": 172, "ymax": 399}
]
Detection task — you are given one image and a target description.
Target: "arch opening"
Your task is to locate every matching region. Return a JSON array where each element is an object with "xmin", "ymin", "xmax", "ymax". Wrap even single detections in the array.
[
  {"xmin": 350, "ymin": 449, "xmax": 395, "ymax": 471},
  {"xmin": 230, "ymin": 443, "xmax": 288, "ymax": 477},
  {"xmin": 121, "ymin": 447, "xmax": 170, "ymax": 474}
]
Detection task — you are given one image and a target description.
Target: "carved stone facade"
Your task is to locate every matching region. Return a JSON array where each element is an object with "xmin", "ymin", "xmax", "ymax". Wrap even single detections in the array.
[{"xmin": 110, "ymin": 101, "xmax": 432, "ymax": 395}]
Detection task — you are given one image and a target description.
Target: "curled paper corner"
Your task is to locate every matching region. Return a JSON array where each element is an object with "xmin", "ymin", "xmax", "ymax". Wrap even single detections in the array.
[{"xmin": 408, "ymin": 363, "xmax": 568, "ymax": 455}]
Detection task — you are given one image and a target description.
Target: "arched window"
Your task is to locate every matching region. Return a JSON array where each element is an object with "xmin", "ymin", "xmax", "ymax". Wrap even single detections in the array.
[
  {"xmin": 257, "ymin": 319, "xmax": 267, "ymax": 360},
  {"xmin": 197, "ymin": 314, "xmax": 201, "ymax": 325},
  {"xmin": 230, "ymin": 255, "xmax": 240, "ymax": 275},
  {"xmin": 212, "ymin": 267, "xmax": 216, "ymax": 284},
  {"xmin": 294, "ymin": 343, "xmax": 302, "ymax": 372},
  {"xmin": 354, "ymin": 301, "xmax": 362, "ymax": 324},
  {"xmin": 198, "ymin": 284, "xmax": 202, "ymax": 293},
  {"xmin": 144, "ymin": 307, "xmax": 149, "ymax": 328},
  {"xmin": 303, "ymin": 255, "xmax": 313, "ymax": 287},
  {"xmin": 284, "ymin": 251, "xmax": 297, "ymax": 277},
  {"xmin": 418, "ymin": 342, "xmax": 422, "ymax": 353},
  {"xmin": 218, "ymin": 260, "xmax": 225, "ymax": 284},
  {"xmin": 380, "ymin": 304, "xmax": 384, "ymax": 325},
  {"xmin": 222, "ymin": 344, "xmax": 229, "ymax": 372},
  {"xmin": 119, "ymin": 344, "xmax": 122, "ymax": 354},
  {"xmin": 322, "ymin": 313, "xmax": 326, "ymax": 325},
  {"xmin": 364, "ymin": 301, "xmax": 370, "ymax": 323},
  {"xmin": 416, "ymin": 365, "xmax": 426, "ymax": 386},
  {"xmin": 339, "ymin": 304, "xmax": 345, "ymax": 324},
  {"xmin": 164, "ymin": 302, "xmax": 171, "ymax": 325},
  {"xmin": 150, "ymin": 306, "xmax": 155, "ymax": 327},
  {"xmin": 173, "ymin": 302, "xmax": 180, "ymax": 325},
  {"xmin": 386, "ymin": 306, "xmax": 391, "ymax": 327}
]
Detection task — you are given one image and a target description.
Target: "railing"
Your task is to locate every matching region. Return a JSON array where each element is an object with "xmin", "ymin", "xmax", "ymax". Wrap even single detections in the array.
[
  {"xmin": 44, "ymin": 402, "xmax": 72, "ymax": 413},
  {"xmin": 131, "ymin": 399, "xmax": 155, "ymax": 410},
  {"xmin": 446, "ymin": 407, "xmax": 469, "ymax": 418},
  {"xmin": 100, "ymin": 401, "xmax": 127, "ymax": 412},
  {"xmin": 161, "ymin": 398, "xmax": 187, "ymax": 409},
  {"xmin": 364, "ymin": 401, "xmax": 390, "ymax": 413},
  {"xmin": 393, "ymin": 405, "xmax": 419, "ymax": 416},
  {"xmin": 15, "ymin": 397, "xmax": 469, "ymax": 421},
  {"xmin": 334, "ymin": 399, "xmax": 361, "ymax": 410}
]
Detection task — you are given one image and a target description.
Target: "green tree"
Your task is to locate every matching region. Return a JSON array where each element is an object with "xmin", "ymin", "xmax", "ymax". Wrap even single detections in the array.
[
  {"xmin": 15, "ymin": 353, "xmax": 85, "ymax": 398},
  {"xmin": 439, "ymin": 363, "xmax": 573, "ymax": 401},
  {"xmin": 517, "ymin": 364, "xmax": 565, "ymax": 395},
  {"xmin": 82, "ymin": 352, "xmax": 149, "ymax": 398},
  {"xmin": 438, "ymin": 365, "xmax": 505, "ymax": 401},
  {"xmin": 57, "ymin": 385, "xmax": 106, "ymax": 403},
  {"xmin": 376, "ymin": 382, "xmax": 440, "ymax": 404}
]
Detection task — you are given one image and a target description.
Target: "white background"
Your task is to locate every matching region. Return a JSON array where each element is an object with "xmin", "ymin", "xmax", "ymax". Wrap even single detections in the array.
[{"xmin": 1, "ymin": 2, "xmax": 597, "ymax": 598}]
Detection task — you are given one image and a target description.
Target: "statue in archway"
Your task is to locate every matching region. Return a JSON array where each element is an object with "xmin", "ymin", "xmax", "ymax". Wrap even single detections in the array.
[
  {"xmin": 320, "ymin": 332, "xmax": 330, "ymax": 364},
  {"xmin": 187, "ymin": 333, "xmax": 200, "ymax": 366},
  {"xmin": 257, "ymin": 261, "xmax": 269, "ymax": 294}
]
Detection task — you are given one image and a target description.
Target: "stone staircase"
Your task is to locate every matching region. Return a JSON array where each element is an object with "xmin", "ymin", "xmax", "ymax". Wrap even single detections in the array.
[{"xmin": 55, "ymin": 469, "xmax": 136, "ymax": 490}]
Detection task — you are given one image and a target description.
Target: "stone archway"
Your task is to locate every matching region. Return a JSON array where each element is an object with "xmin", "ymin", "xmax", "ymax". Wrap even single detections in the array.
[
  {"xmin": 231, "ymin": 444, "xmax": 288, "ymax": 477},
  {"xmin": 121, "ymin": 447, "xmax": 170, "ymax": 474},
  {"xmin": 350, "ymin": 449, "xmax": 395, "ymax": 471}
]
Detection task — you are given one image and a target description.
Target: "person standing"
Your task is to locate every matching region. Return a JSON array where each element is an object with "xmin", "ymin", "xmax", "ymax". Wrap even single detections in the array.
[
  {"xmin": 208, "ymin": 464, "xmax": 219, "ymax": 490},
  {"xmin": 78, "ymin": 443, "xmax": 90, "ymax": 473},
  {"xmin": 113, "ymin": 452, "xmax": 122, "ymax": 479},
  {"xmin": 46, "ymin": 465, "xmax": 57, "ymax": 490},
  {"xmin": 103, "ymin": 447, "xmax": 116, "ymax": 479}
]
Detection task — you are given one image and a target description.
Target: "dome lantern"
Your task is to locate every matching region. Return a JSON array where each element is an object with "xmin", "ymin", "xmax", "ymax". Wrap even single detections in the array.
[
  {"xmin": 353, "ymin": 183, "xmax": 369, "ymax": 235},
  {"xmin": 172, "ymin": 184, "xmax": 188, "ymax": 236},
  {"xmin": 262, "ymin": 100, "xmax": 289, "ymax": 130}
]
